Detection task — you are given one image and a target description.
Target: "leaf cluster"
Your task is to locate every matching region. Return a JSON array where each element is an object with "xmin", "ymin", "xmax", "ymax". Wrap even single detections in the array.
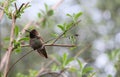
[{"xmin": 3, "ymin": 0, "xmax": 30, "ymax": 19}]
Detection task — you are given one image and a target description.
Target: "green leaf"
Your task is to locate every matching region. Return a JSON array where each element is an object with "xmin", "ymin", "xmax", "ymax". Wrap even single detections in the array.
[
  {"xmin": 14, "ymin": 47, "xmax": 21, "ymax": 53},
  {"xmin": 77, "ymin": 59, "xmax": 83, "ymax": 69},
  {"xmin": 62, "ymin": 53, "xmax": 67, "ymax": 67},
  {"xmin": 66, "ymin": 58, "xmax": 74, "ymax": 65},
  {"xmin": 42, "ymin": 18, "xmax": 47, "ymax": 27},
  {"xmin": 38, "ymin": 13, "xmax": 41, "ymax": 18},
  {"xmin": 14, "ymin": 26, "xmax": 19, "ymax": 37},
  {"xmin": 19, "ymin": 37, "xmax": 29, "ymax": 41},
  {"xmin": 58, "ymin": 24, "xmax": 65, "ymax": 31},
  {"xmin": 47, "ymin": 10, "xmax": 54, "ymax": 16},
  {"xmin": 65, "ymin": 22, "xmax": 72, "ymax": 30},
  {"xmin": 51, "ymin": 64, "xmax": 58, "ymax": 71},
  {"xmin": 83, "ymin": 67, "xmax": 93, "ymax": 74},
  {"xmin": 74, "ymin": 12, "xmax": 83, "ymax": 21},
  {"xmin": 29, "ymin": 70, "xmax": 38, "ymax": 77},
  {"xmin": 51, "ymin": 33, "xmax": 58, "ymax": 37},
  {"xmin": 44, "ymin": 3, "xmax": 48, "ymax": 12},
  {"xmin": 69, "ymin": 67, "xmax": 77, "ymax": 72},
  {"xmin": 66, "ymin": 13, "xmax": 73, "ymax": 18}
]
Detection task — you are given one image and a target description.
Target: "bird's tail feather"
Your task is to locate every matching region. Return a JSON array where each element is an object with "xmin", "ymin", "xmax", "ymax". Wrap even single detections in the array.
[{"xmin": 37, "ymin": 47, "xmax": 48, "ymax": 58}]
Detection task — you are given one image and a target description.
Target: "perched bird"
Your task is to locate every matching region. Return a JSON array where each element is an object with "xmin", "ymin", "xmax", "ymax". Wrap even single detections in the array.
[{"xmin": 27, "ymin": 29, "xmax": 48, "ymax": 58}]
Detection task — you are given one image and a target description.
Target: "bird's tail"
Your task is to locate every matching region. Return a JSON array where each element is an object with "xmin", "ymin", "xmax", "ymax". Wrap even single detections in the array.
[{"xmin": 37, "ymin": 47, "xmax": 48, "ymax": 58}]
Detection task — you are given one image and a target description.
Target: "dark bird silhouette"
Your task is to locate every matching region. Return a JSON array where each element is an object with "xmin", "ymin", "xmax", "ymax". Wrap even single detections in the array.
[{"xmin": 28, "ymin": 29, "xmax": 48, "ymax": 58}]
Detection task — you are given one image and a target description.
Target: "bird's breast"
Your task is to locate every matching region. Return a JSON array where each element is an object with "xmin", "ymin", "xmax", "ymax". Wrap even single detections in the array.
[{"xmin": 30, "ymin": 38, "xmax": 43, "ymax": 50}]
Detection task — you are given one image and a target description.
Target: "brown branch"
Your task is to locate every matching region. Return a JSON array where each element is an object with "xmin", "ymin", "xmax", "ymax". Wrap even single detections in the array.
[
  {"xmin": 51, "ymin": 0, "xmax": 64, "ymax": 10},
  {"xmin": 4, "ymin": 14, "xmax": 16, "ymax": 77},
  {"xmin": 1, "ymin": 1, "xmax": 64, "ymax": 76},
  {"xmin": 45, "ymin": 44, "xmax": 76, "ymax": 47},
  {"xmin": 17, "ymin": 3, "xmax": 24, "ymax": 13},
  {"xmin": 21, "ymin": 44, "xmax": 75, "ymax": 47},
  {"xmin": 14, "ymin": 3, "xmax": 18, "ymax": 12},
  {"xmin": 0, "ymin": 22, "xmax": 33, "ymax": 71}
]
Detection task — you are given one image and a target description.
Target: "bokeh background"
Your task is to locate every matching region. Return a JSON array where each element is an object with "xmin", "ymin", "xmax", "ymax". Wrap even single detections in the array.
[{"xmin": 0, "ymin": 0, "xmax": 120, "ymax": 77}]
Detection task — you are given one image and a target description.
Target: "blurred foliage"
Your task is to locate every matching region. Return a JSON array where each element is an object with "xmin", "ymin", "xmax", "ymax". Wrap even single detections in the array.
[
  {"xmin": 37, "ymin": 3, "xmax": 54, "ymax": 27},
  {"xmin": 15, "ymin": 53, "xmax": 95, "ymax": 77},
  {"xmin": 16, "ymin": 70, "xmax": 38, "ymax": 77},
  {"xmin": 1, "ymin": 0, "xmax": 120, "ymax": 77},
  {"xmin": 97, "ymin": 0, "xmax": 120, "ymax": 77}
]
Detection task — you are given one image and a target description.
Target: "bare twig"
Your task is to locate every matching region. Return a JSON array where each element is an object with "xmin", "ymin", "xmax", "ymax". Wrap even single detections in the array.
[
  {"xmin": 45, "ymin": 44, "xmax": 76, "ymax": 47},
  {"xmin": 6, "ymin": 49, "xmax": 34, "ymax": 77},
  {"xmin": 21, "ymin": 44, "xmax": 75, "ymax": 47},
  {"xmin": 74, "ymin": 44, "xmax": 91, "ymax": 59},
  {"xmin": 17, "ymin": 3, "xmax": 24, "ymax": 13},
  {"xmin": 51, "ymin": 0, "xmax": 64, "ymax": 10},
  {"xmin": 14, "ymin": 3, "xmax": 18, "ymax": 12}
]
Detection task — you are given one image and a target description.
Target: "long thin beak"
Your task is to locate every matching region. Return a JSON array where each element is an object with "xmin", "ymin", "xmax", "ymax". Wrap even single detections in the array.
[{"xmin": 25, "ymin": 29, "xmax": 30, "ymax": 33}]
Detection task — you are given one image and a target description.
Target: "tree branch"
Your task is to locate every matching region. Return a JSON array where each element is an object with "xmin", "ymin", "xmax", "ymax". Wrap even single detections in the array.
[
  {"xmin": 4, "ymin": 14, "xmax": 16, "ymax": 77},
  {"xmin": 45, "ymin": 44, "xmax": 76, "ymax": 47},
  {"xmin": 52, "ymin": 20, "xmax": 81, "ymax": 44},
  {"xmin": 0, "ymin": 0, "xmax": 64, "ymax": 71}
]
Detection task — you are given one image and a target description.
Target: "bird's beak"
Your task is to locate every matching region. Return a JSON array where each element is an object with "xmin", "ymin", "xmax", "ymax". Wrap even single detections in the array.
[{"xmin": 25, "ymin": 29, "xmax": 30, "ymax": 33}]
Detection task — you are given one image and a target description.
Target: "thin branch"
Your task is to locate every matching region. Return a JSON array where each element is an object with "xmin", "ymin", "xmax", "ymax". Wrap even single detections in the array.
[
  {"xmin": 4, "ymin": 14, "xmax": 16, "ymax": 77},
  {"xmin": 1, "ymin": 1, "xmax": 64, "ymax": 76},
  {"xmin": 14, "ymin": 3, "xmax": 18, "ymax": 12},
  {"xmin": 74, "ymin": 44, "xmax": 91, "ymax": 59},
  {"xmin": 21, "ymin": 44, "xmax": 75, "ymax": 47},
  {"xmin": 0, "ymin": 22, "xmax": 33, "ymax": 71},
  {"xmin": 45, "ymin": 44, "xmax": 76, "ymax": 47},
  {"xmin": 21, "ymin": 44, "xmax": 30, "ymax": 47},
  {"xmin": 44, "ymin": 34, "xmax": 75, "ymax": 44},
  {"xmin": 51, "ymin": 0, "xmax": 64, "ymax": 10},
  {"xmin": 6, "ymin": 49, "xmax": 34, "ymax": 77},
  {"xmin": 17, "ymin": 3, "xmax": 24, "ymax": 13},
  {"xmin": 52, "ymin": 20, "xmax": 81, "ymax": 44}
]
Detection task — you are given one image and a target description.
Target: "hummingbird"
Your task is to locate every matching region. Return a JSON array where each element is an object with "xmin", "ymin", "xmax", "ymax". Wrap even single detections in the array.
[{"xmin": 27, "ymin": 29, "xmax": 48, "ymax": 58}]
